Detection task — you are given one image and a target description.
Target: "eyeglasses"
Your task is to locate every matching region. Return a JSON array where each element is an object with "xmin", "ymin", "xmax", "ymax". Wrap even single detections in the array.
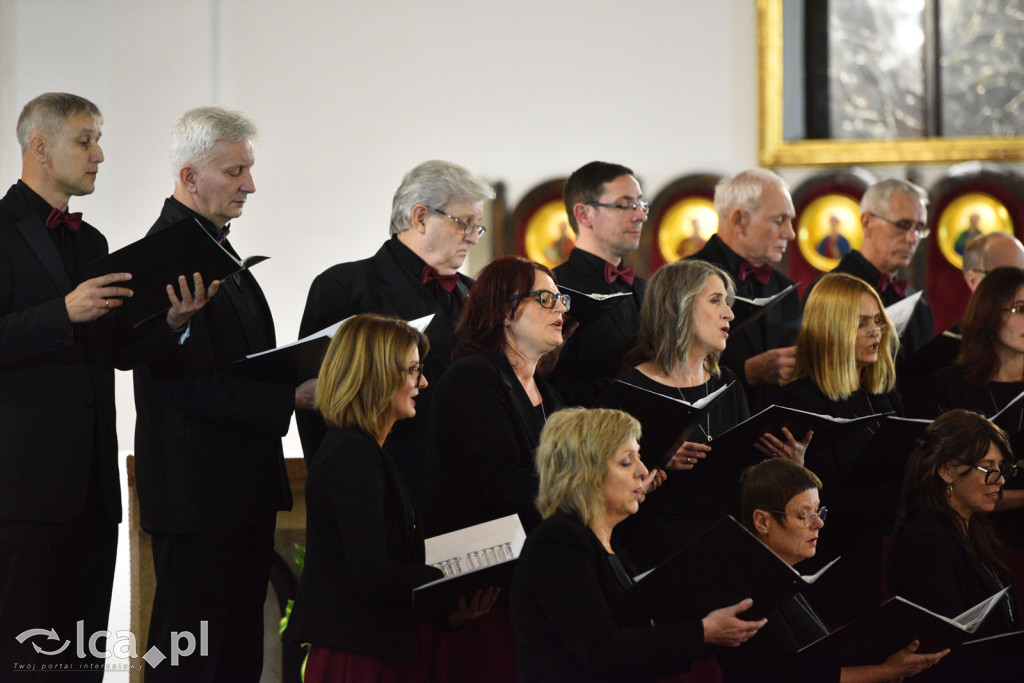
[
  {"xmin": 586, "ymin": 200, "xmax": 650, "ymax": 214},
  {"xmin": 406, "ymin": 362, "xmax": 425, "ymax": 386},
  {"xmin": 973, "ymin": 463, "xmax": 1020, "ymax": 485},
  {"xmin": 430, "ymin": 207, "xmax": 487, "ymax": 238},
  {"xmin": 870, "ymin": 213, "xmax": 930, "ymax": 239},
  {"xmin": 856, "ymin": 314, "xmax": 889, "ymax": 337},
  {"xmin": 771, "ymin": 506, "xmax": 828, "ymax": 528},
  {"xmin": 512, "ymin": 289, "xmax": 571, "ymax": 312}
]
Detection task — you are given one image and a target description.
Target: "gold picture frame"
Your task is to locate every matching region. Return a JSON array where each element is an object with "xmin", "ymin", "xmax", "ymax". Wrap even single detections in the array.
[{"xmin": 757, "ymin": 0, "xmax": 1024, "ymax": 167}]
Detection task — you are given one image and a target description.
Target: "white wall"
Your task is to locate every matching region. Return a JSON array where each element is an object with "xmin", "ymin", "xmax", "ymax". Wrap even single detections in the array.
[
  {"xmin": 1, "ymin": 0, "xmax": 758, "ymax": 677},
  {"xmin": 2, "ymin": 0, "xmax": 759, "ymax": 456}
]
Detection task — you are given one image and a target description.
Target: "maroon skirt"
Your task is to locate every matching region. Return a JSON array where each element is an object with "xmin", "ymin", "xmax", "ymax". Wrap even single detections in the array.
[{"xmin": 305, "ymin": 644, "xmax": 432, "ymax": 683}]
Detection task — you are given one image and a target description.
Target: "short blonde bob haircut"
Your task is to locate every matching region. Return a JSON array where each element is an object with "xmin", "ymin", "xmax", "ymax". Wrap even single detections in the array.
[
  {"xmin": 314, "ymin": 313, "xmax": 429, "ymax": 444},
  {"xmin": 786, "ymin": 273, "xmax": 898, "ymax": 400},
  {"xmin": 632, "ymin": 259, "xmax": 735, "ymax": 377},
  {"xmin": 536, "ymin": 408, "xmax": 641, "ymax": 527}
]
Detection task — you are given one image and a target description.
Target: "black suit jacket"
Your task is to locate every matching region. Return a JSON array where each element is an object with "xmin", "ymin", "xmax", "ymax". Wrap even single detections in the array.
[
  {"xmin": 425, "ymin": 351, "xmax": 563, "ymax": 535},
  {"xmin": 297, "ymin": 239, "xmax": 469, "ymax": 507},
  {"xmin": 283, "ymin": 428, "xmax": 442, "ymax": 667},
  {"xmin": 0, "ymin": 183, "xmax": 175, "ymax": 524},
  {"xmin": 133, "ymin": 198, "xmax": 294, "ymax": 534},
  {"xmin": 551, "ymin": 248, "xmax": 646, "ymax": 407},
  {"xmin": 687, "ymin": 235, "xmax": 803, "ymax": 411},
  {"xmin": 510, "ymin": 515, "xmax": 707, "ymax": 682}
]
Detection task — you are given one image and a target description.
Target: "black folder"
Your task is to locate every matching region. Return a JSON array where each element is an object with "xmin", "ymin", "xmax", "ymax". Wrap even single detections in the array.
[
  {"xmin": 80, "ymin": 217, "xmax": 268, "ymax": 326},
  {"xmin": 595, "ymin": 379, "xmax": 732, "ymax": 469},
  {"xmin": 625, "ymin": 516, "xmax": 836, "ymax": 623},
  {"xmin": 559, "ymin": 286, "xmax": 634, "ymax": 328},
  {"xmin": 730, "ymin": 284, "xmax": 798, "ymax": 335},
  {"xmin": 230, "ymin": 314, "xmax": 434, "ymax": 385},
  {"xmin": 798, "ymin": 588, "xmax": 1011, "ymax": 666},
  {"xmin": 413, "ymin": 514, "xmax": 524, "ymax": 622},
  {"xmin": 705, "ymin": 405, "xmax": 891, "ymax": 474},
  {"xmin": 846, "ymin": 416, "xmax": 931, "ymax": 488}
]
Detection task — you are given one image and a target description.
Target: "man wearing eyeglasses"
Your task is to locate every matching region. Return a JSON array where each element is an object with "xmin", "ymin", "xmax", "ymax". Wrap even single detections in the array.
[
  {"xmin": 550, "ymin": 161, "xmax": 648, "ymax": 406},
  {"xmin": 297, "ymin": 160, "xmax": 494, "ymax": 505},
  {"xmin": 808, "ymin": 178, "xmax": 935, "ymax": 359},
  {"xmin": 688, "ymin": 168, "xmax": 803, "ymax": 411}
]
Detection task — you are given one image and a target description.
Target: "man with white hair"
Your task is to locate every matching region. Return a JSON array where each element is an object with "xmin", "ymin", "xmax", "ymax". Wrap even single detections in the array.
[
  {"xmin": 133, "ymin": 106, "xmax": 312, "ymax": 682},
  {"xmin": 807, "ymin": 178, "xmax": 935, "ymax": 357},
  {"xmin": 298, "ymin": 160, "xmax": 494, "ymax": 503},
  {"xmin": 688, "ymin": 168, "xmax": 802, "ymax": 410},
  {"xmin": 0, "ymin": 93, "xmax": 210, "ymax": 677}
]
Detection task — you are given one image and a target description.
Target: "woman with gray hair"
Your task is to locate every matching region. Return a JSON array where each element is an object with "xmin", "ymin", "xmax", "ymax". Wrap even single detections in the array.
[
  {"xmin": 612, "ymin": 259, "xmax": 811, "ymax": 570},
  {"xmin": 510, "ymin": 407, "xmax": 765, "ymax": 682}
]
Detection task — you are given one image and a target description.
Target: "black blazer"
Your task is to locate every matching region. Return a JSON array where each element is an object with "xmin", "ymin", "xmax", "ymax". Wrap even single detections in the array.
[
  {"xmin": 887, "ymin": 512, "xmax": 1019, "ymax": 638},
  {"xmin": 426, "ymin": 351, "xmax": 563, "ymax": 535},
  {"xmin": 283, "ymin": 428, "xmax": 442, "ymax": 667},
  {"xmin": 551, "ymin": 248, "xmax": 646, "ymax": 407},
  {"xmin": 687, "ymin": 235, "xmax": 803, "ymax": 411},
  {"xmin": 133, "ymin": 198, "xmax": 295, "ymax": 533},
  {"xmin": 776, "ymin": 377, "xmax": 904, "ymax": 535},
  {"xmin": 0, "ymin": 183, "xmax": 175, "ymax": 524},
  {"xmin": 510, "ymin": 515, "xmax": 707, "ymax": 682},
  {"xmin": 297, "ymin": 239, "xmax": 470, "ymax": 509}
]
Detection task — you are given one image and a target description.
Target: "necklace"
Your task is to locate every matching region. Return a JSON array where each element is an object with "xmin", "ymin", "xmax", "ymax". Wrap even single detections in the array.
[{"xmin": 676, "ymin": 379, "xmax": 712, "ymax": 442}]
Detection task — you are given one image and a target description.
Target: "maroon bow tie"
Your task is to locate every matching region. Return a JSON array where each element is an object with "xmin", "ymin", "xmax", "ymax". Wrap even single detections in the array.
[
  {"xmin": 420, "ymin": 265, "xmax": 460, "ymax": 293},
  {"xmin": 604, "ymin": 262, "xmax": 635, "ymax": 286},
  {"xmin": 878, "ymin": 273, "xmax": 908, "ymax": 297},
  {"xmin": 45, "ymin": 208, "xmax": 82, "ymax": 233},
  {"xmin": 738, "ymin": 261, "xmax": 773, "ymax": 285}
]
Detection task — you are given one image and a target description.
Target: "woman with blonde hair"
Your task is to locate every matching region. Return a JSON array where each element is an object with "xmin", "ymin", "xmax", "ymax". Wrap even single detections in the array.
[
  {"xmin": 284, "ymin": 314, "xmax": 494, "ymax": 682},
  {"xmin": 777, "ymin": 272, "xmax": 902, "ymax": 624},
  {"xmin": 612, "ymin": 259, "xmax": 810, "ymax": 569},
  {"xmin": 511, "ymin": 407, "xmax": 765, "ymax": 682}
]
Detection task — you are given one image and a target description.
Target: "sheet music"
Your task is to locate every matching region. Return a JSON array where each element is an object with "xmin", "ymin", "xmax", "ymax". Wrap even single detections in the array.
[
  {"xmin": 988, "ymin": 389, "xmax": 1024, "ymax": 423},
  {"xmin": 241, "ymin": 313, "xmax": 434, "ymax": 359},
  {"xmin": 424, "ymin": 514, "xmax": 526, "ymax": 578},
  {"xmin": 733, "ymin": 283, "xmax": 797, "ymax": 307},
  {"xmin": 559, "ymin": 286, "xmax": 632, "ymax": 302},
  {"xmin": 885, "ymin": 291, "xmax": 923, "ymax": 336},
  {"xmin": 954, "ymin": 587, "xmax": 1010, "ymax": 632}
]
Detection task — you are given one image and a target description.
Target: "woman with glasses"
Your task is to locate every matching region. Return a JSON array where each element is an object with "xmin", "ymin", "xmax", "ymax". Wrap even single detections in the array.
[
  {"xmin": 886, "ymin": 410, "xmax": 1020, "ymax": 681},
  {"xmin": 512, "ymin": 408, "xmax": 766, "ymax": 681},
  {"xmin": 717, "ymin": 458, "xmax": 948, "ymax": 682},
  {"xmin": 424, "ymin": 256, "xmax": 580, "ymax": 682},
  {"xmin": 924, "ymin": 266, "xmax": 1024, "ymax": 539},
  {"xmin": 610, "ymin": 259, "xmax": 810, "ymax": 571},
  {"xmin": 776, "ymin": 272, "xmax": 902, "ymax": 624},
  {"xmin": 426, "ymin": 255, "xmax": 574, "ymax": 536},
  {"xmin": 283, "ymin": 314, "xmax": 496, "ymax": 682}
]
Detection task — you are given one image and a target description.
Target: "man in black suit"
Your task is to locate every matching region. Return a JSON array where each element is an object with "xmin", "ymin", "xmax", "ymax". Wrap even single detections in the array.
[
  {"xmin": 133, "ymin": 107, "xmax": 314, "ymax": 682},
  {"xmin": 806, "ymin": 178, "xmax": 935, "ymax": 358},
  {"xmin": 297, "ymin": 160, "xmax": 494, "ymax": 504},
  {"xmin": 0, "ymin": 93, "xmax": 210, "ymax": 678},
  {"xmin": 689, "ymin": 168, "xmax": 802, "ymax": 410},
  {"xmin": 550, "ymin": 161, "xmax": 647, "ymax": 406}
]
